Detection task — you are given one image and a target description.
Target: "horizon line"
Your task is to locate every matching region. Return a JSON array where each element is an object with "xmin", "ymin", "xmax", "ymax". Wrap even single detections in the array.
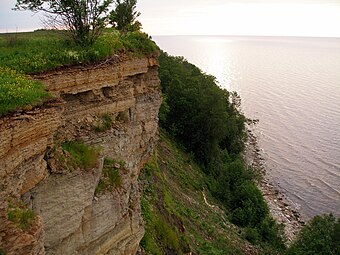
[{"xmin": 151, "ymin": 34, "xmax": 340, "ymax": 39}]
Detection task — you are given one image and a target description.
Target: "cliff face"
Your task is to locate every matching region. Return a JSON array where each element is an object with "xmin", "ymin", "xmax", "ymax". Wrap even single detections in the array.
[{"xmin": 0, "ymin": 55, "xmax": 161, "ymax": 255}]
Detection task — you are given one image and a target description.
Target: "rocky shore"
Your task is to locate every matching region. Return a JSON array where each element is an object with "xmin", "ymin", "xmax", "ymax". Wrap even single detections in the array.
[{"xmin": 244, "ymin": 126, "xmax": 305, "ymax": 243}]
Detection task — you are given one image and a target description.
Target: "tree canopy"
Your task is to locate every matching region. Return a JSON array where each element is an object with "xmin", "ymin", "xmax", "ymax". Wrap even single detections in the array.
[
  {"xmin": 287, "ymin": 214, "xmax": 340, "ymax": 255},
  {"xmin": 109, "ymin": 0, "xmax": 141, "ymax": 32},
  {"xmin": 14, "ymin": 0, "xmax": 141, "ymax": 45},
  {"xmin": 15, "ymin": 0, "xmax": 114, "ymax": 46}
]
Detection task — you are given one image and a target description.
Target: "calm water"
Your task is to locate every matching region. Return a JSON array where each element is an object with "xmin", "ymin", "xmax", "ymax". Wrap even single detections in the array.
[{"xmin": 154, "ymin": 35, "xmax": 340, "ymax": 218}]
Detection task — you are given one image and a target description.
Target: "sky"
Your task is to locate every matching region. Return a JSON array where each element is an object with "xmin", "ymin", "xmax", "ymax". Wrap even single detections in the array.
[{"xmin": 1, "ymin": 0, "xmax": 340, "ymax": 37}]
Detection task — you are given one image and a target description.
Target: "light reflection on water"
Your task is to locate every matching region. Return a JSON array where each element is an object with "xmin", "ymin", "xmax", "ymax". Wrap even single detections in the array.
[{"xmin": 154, "ymin": 35, "xmax": 340, "ymax": 218}]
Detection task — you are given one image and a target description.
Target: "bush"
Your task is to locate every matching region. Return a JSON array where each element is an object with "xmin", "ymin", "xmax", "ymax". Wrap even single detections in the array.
[
  {"xmin": 244, "ymin": 227, "xmax": 261, "ymax": 244},
  {"xmin": 287, "ymin": 214, "xmax": 340, "ymax": 255},
  {"xmin": 230, "ymin": 181, "xmax": 268, "ymax": 227},
  {"xmin": 259, "ymin": 216, "xmax": 286, "ymax": 250}
]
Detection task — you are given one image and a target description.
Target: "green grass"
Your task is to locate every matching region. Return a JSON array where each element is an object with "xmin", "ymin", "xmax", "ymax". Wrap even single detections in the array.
[
  {"xmin": 60, "ymin": 141, "xmax": 100, "ymax": 171},
  {"xmin": 0, "ymin": 29, "xmax": 158, "ymax": 116},
  {"xmin": 0, "ymin": 29, "xmax": 158, "ymax": 74},
  {"xmin": 140, "ymin": 130, "xmax": 254, "ymax": 255},
  {"xmin": 7, "ymin": 203, "xmax": 35, "ymax": 231},
  {"xmin": 94, "ymin": 113, "xmax": 113, "ymax": 132},
  {"xmin": 0, "ymin": 67, "xmax": 50, "ymax": 115},
  {"xmin": 95, "ymin": 157, "xmax": 124, "ymax": 194}
]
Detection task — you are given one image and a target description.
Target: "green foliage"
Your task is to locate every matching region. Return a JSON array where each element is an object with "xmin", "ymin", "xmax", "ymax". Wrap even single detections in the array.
[
  {"xmin": 109, "ymin": 0, "xmax": 141, "ymax": 32},
  {"xmin": 15, "ymin": 0, "xmax": 115, "ymax": 46},
  {"xmin": 0, "ymin": 67, "xmax": 50, "ymax": 115},
  {"xmin": 0, "ymin": 30, "xmax": 158, "ymax": 74},
  {"xmin": 140, "ymin": 131, "xmax": 257, "ymax": 255},
  {"xmin": 0, "ymin": 29, "xmax": 157, "ymax": 115},
  {"xmin": 140, "ymin": 231, "xmax": 162, "ymax": 255},
  {"xmin": 287, "ymin": 214, "xmax": 340, "ymax": 255},
  {"xmin": 94, "ymin": 113, "xmax": 113, "ymax": 132},
  {"xmin": 140, "ymin": 152, "xmax": 190, "ymax": 255},
  {"xmin": 244, "ymin": 227, "xmax": 261, "ymax": 244},
  {"xmin": 7, "ymin": 203, "xmax": 35, "ymax": 230},
  {"xmin": 158, "ymin": 52, "xmax": 285, "ymax": 251},
  {"xmin": 61, "ymin": 141, "xmax": 100, "ymax": 171},
  {"xmin": 120, "ymin": 31, "xmax": 159, "ymax": 55},
  {"xmin": 230, "ymin": 181, "xmax": 269, "ymax": 227},
  {"xmin": 159, "ymin": 94, "xmax": 170, "ymax": 127},
  {"xmin": 159, "ymin": 52, "xmax": 245, "ymax": 164},
  {"xmin": 154, "ymin": 218, "xmax": 181, "ymax": 252},
  {"xmin": 95, "ymin": 157, "xmax": 124, "ymax": 194}
]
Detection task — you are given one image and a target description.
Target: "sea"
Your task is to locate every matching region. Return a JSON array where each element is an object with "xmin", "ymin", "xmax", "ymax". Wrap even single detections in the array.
[{"xmin": 153, "ymin": 35, "xmax": 340, "ymax": 219}]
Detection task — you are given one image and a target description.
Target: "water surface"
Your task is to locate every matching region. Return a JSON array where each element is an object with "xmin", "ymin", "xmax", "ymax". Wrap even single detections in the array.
[{"xmin": 154, "ymin": 35, "xmax": 340, "ymax": 218}]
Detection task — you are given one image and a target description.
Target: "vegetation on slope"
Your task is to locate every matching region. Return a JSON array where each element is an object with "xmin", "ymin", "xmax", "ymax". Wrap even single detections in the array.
[
  {"xmin": 287, "ymin": 214, "xmax": 340, "ymax": 255},
  {"xmin": 140, "ymin": 131, "xmax": 257, "ymax": 254},
  {"xmin": 141, "ymin": 51, "xmax": 340, "ymax": 255},
  {"xmin": 157, "ymin": 52, "xmax": 286, "ymax": 252}
]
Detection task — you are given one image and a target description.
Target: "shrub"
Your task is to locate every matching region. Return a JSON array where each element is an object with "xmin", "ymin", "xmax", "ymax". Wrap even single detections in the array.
[
  {"xmin": 244, "ymin": 227, "xmax": 261, "ymax": 244},
  {"xmin": 230, "ymin": 181, "xmax": 269, "ymax": 228},
  {"xmin": 287, "ymin": 214, "xmax": 339, "ymax": 255},
  {"xmin": 259, "ymin": 216, "xmax": 286, "ymax": 250},
  {"xmin": 0, "ymin": 67, "xmax": 49, "ymax": 115}
]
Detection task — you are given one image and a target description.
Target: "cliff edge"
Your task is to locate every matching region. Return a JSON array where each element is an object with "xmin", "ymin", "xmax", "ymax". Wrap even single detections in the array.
[{"xmin": 0, "ymin": 55, "xmax": 161, "ymax": 255}]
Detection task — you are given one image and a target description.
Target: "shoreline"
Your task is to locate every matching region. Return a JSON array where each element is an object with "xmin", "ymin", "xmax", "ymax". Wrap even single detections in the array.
[{"xmin": 244, "ymin": 125, "xmax": 305, "ymax": 243}]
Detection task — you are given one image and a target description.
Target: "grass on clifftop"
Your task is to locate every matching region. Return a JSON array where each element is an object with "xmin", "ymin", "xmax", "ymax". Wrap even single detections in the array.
[
  {"xmin": 0, "ymin": 67, "xmax": 49, "ymax": 115},
  {"xmin": 0, "ymin": 29, "xmax": 158, "ymax": 116},
  {"xmin": 0, "ymin": 29, "xmax": 158, "ymax": 74}
]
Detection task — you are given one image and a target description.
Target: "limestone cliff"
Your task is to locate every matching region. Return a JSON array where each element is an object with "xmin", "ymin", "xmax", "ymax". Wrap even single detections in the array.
[{"xmin": 0, "ymin": 55, "xmax": 161, "ymax": 255}]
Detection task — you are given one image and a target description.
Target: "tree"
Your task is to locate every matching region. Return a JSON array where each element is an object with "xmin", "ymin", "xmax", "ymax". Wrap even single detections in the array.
[
  {"xmin": 287, "ymin": 214, "xmax": 340, "ymax": 255},
  {"xmin": 109, "ymin": 0, "xmax": 141, "ymax": 32},
  {"xmin": 15, "ymin": 0, "xmax": 114, "ymax": 46}
]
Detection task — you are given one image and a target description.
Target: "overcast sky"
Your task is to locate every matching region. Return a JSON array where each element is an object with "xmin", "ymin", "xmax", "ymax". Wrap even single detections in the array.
[{"xmin": 1, "ymin": 0, "xmax": 340, "ymax": 37}]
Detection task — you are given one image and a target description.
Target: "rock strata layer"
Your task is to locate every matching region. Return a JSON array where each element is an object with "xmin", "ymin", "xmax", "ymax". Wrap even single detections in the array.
[{"xmin": 0, "ymin": 55, "xmax": 161, "ymax": 255}]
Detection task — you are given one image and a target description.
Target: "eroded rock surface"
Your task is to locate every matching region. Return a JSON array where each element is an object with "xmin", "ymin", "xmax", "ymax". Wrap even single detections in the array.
[{"xmin": 0, "ymin": 55, "xmax": 161, "ymax": 255}]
